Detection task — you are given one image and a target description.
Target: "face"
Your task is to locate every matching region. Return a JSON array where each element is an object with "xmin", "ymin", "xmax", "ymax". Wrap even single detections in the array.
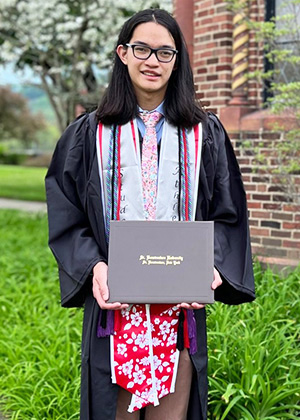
[{"xmin": 117, "ymin": 22, "xmax": 177, "ymax": 106}]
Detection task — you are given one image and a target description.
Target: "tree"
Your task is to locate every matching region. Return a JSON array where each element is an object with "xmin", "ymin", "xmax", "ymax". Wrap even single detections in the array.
[
  {"xmin": 0, "ymin": 0, "xmax": 172, "ymax": 133},
  {"xmin": 0, "ymin": 85, "xmax": 45, "ymax": 147}
]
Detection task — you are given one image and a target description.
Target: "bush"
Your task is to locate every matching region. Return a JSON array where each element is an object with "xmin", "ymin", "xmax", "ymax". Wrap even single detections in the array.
[
  {"xmin": 207, "ymin": 263, "xmax": 300, "ymax": 419},
  {"xmin": 0, "ymin": 151, "xmax": 27, "ymax": 165}
]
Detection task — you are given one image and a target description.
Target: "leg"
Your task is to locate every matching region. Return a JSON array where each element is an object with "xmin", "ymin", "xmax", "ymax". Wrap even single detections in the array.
[
  {"xmin": 115, "ymin": 387, "xmax": 140, "ymax": 420},
  {"xmin": 145, "ymin": 349, "xmax": 193, "ymax": 420}
]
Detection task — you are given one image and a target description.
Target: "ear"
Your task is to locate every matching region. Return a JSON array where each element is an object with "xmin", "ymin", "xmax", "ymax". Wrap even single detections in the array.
[
  {"xmin": 116, "ymin": 44, "xmax": 128, "ymax": 65},
  {"xmin": 173, "ymin": 57, "xmax": 178, "ymax": 71}
]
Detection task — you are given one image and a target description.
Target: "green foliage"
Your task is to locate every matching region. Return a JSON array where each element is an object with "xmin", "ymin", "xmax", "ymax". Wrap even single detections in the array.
[
  {"xmin": 226, "ymin": 0, "xmax": 248, "ymax": 14},
  {"xmin": 271, "ymin": 82, "xmax": 300, "ymax": 112},
  {"xmin": 0, "ymin": 86, "xmax": 46, "ymax": 147},
  {"xmin": 0, "ymin": 210, "xmax": 299, "ymax": 419},
  {"xmin": 0, "ymin": 165, "xmax": 47, "ymax": 201},
  {"xmin": 207, "ymin": 263, "xmax": 300, "ymax": 419},
  {"xmin": 0, "ymin": 210, "xmax": 82, "ymax": 419},
  {"xmin": 0, "ymin": 85, "xmax": 60, "ymax": 152},
  {"xmin": 0, "ymin": 151, "xmax": 27, "ymax": 165}
]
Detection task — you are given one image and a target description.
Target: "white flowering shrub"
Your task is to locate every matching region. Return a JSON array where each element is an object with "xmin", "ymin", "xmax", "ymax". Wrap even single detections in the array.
[{"xmin": 0, "ymin": 0, "xmax": 172, "ymax": 131}]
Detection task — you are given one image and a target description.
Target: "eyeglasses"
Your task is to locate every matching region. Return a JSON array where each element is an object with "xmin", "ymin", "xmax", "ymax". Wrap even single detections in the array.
[{"xmin": 125, "ymin": 43, "xmax": 178, "ymax": 63}]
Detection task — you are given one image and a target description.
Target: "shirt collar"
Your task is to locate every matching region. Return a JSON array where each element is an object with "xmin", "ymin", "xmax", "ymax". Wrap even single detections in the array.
[{"xmin": 138, "ymin": 101, "xmax": 165, "ymax": 117}]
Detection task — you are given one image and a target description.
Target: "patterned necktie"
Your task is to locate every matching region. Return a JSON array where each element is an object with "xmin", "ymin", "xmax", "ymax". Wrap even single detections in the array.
[{"xmin": 139, "ymin": 111, "xmax": 162, "ymax": 220}]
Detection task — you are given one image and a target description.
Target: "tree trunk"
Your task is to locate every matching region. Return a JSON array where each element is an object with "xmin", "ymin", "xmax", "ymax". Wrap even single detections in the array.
[{"xmin": 40, "ymin": 73, "xmax": 66, "ymax": 133}]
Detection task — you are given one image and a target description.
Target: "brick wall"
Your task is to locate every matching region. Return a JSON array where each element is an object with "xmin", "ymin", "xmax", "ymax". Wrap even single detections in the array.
[
  {"xmin": 193, "ymin": 0, "xmax": 233, "ymax": 113},
  {"xmin": 173, "ymin": 0, "xmax": 194, "ymax": 59},
  {"xmin": 192, "ymin": 0, "xmax": 265, "ymax": 114},
  {"xmin": 175, "ymin": 0, "xmax": 300, "ymax": 268},
  {"xmin": 231, "ymin": 130, "xmax": 300, "ymax": 268}
]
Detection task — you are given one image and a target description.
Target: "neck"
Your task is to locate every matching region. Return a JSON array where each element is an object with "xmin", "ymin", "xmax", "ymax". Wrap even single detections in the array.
[{"xmin": 136, "ymin": 91, "xmax": 166, "ymax": 111}]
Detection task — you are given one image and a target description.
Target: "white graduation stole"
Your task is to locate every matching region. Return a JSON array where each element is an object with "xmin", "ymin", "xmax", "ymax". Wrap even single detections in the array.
[{"xmin": 96, "ymin": 119, "xmax": 202, "ymax": 226}]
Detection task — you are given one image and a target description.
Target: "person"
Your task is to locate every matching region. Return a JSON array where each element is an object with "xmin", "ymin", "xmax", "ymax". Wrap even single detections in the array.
[{"xmin": 45, "ymin": 8, "xmax": 255, "ymax": 420}]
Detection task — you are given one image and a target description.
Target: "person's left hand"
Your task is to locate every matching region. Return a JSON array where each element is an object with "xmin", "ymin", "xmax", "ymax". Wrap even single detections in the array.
[{"xmin": 177, "ymin": 267, "xmax": 223, "ymax": 310}]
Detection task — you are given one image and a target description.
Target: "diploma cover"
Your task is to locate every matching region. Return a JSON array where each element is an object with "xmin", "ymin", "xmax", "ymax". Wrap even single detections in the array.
[{"xmin": 108, "ymin": 220, "xmax": 214, "ymax": 304}]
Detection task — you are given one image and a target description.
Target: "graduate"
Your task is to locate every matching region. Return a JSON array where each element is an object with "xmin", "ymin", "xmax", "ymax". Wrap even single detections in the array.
[{"xmin": 46, "ymin": 8, "xmax": 255, "ymax": 420}]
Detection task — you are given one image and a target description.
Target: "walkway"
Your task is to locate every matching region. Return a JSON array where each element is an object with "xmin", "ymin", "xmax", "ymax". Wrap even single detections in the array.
[{"xmin": 0, "ymin": 198, "xmax": 47, "ymax": 212}]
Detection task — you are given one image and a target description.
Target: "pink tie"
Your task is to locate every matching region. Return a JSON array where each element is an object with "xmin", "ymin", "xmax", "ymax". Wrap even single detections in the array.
[{"xmin": 139, "ymin": 111, "xmax": 162, "ymax": 220}]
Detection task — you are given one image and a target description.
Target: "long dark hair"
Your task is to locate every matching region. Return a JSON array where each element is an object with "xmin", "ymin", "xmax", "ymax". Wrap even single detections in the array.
[{"xmin": 96, "ymin": 9, "xmax": 207, "ymax": 128}]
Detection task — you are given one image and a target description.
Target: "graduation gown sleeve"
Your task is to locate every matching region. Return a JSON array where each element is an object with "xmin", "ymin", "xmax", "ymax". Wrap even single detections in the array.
[
  {"xmin": 45, "ymin": 114, "xmax": 105, "ymax": 308},
  {"xmin": 198, "ymin": 113, "xmax": 255, "ymax": 305}
]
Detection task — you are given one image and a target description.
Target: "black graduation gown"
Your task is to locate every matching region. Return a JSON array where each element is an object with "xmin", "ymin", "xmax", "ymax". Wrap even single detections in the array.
[{"xmin": 45, "ymin": 111, "xmax": 255, "ymax": 420}]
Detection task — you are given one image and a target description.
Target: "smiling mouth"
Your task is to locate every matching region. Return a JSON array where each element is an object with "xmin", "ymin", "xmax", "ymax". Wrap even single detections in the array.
[{"xmin": 141, "ymin": 71, "xmax": 160, "ymax": 77}]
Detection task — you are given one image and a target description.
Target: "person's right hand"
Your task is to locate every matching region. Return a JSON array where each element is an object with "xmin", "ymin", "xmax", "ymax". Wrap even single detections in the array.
[{"xmin": 92, "ymin": 261, "xmax": 129, "ymax": 310}]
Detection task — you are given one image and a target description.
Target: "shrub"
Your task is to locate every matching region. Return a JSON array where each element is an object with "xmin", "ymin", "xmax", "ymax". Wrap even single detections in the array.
[{"xmin": 0, "ymin": 151, "xmax": 27, "ymax": 165}]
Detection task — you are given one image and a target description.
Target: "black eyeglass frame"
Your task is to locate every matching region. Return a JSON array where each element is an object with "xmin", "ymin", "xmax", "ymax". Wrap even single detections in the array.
[{"xmin": 125, "ymin": 43, "xmax": 178, "ymax": 63}]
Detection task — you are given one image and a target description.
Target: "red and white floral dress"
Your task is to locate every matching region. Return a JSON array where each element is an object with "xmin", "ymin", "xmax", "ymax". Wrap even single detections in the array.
[{"xmin": 111, "ymin": 304, "xmax": 184, "ymax": 412}]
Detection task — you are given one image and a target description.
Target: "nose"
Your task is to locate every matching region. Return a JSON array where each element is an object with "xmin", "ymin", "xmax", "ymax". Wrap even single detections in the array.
[{"xmin": 145, "ymin": 51, "xmax": 159, "ymax": 65}]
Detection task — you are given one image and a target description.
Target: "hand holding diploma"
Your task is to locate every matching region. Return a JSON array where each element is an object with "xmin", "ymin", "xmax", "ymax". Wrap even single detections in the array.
[
  {"xmin": 92, "ymin": 261, "xmax": 129, "ymax": 310},
  {"xmin": 93, "ymin": 262, "xmax": 222, "ymax": 310},
  {"xmin": 177, "ymin": 267, "xmax": 222, "ymax": 310}
]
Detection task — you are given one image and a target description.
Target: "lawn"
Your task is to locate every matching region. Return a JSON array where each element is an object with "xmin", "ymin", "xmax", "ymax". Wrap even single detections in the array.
[
  {"xmin": 0, "ymin": 210, "xmax": 299, "ymax": 419},
  {"xmin": 0, "ymin": 165, "xmax": 47, "ymax": 202},
  {"xmin": 0, "ymin": 210, "xmax": 81, "ymax": 419}
]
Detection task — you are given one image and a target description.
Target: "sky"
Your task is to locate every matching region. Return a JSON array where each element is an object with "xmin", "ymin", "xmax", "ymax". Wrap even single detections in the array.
[{"xmin": 0, "ymin": 63, "xmax": 38, "ymax": 86}]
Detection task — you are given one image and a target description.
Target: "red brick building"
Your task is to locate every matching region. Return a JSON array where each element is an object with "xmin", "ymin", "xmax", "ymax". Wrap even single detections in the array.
[{"xmin": 174, "ymin": 0, "xmax": 300, "ymax": 269}]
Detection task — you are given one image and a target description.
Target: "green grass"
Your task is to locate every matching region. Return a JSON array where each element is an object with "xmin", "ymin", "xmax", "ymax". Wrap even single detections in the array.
[
  {"xmin": 0, "ymin": 210, "xmax": 299, "ymax": 419},
  {"xmin": 0, "ymin": 165, "xmax": 47, "ymax": 201},
  {"xmin": 206, "ymin": 263, "xmax": 300, "ymax": 419},
  {"xmin": 0, "ymin": 210, "xmax": 82, "ymax": 419}
]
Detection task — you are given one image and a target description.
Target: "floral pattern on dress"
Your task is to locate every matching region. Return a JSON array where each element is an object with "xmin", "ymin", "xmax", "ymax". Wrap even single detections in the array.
[{"xmin": 112, "ymin": 304, "xmax": 180, "ymax": 412}]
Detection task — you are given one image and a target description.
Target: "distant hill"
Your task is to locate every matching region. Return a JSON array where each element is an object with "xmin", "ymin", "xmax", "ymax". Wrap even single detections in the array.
[{"xmin": 15, "ymin": 85, "xmax": 57, "ymax": 125}]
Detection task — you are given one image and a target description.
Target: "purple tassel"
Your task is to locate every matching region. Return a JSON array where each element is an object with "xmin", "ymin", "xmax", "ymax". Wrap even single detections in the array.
[
  {"xmin": 97, "ymin": 309, "xmax": 114, "ymax": 337},
  {"xmin": 176, "ymin": 309, "xmax": 185, "ymax": 351},
  {"xmin": 187, "ymin": 309, "xmax": 197, "ymax": 355}
]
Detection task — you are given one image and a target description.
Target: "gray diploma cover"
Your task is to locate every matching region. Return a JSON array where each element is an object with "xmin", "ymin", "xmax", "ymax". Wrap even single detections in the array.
[{"xmin": 107, "ymin": 220, "xmax": 214, "ymax": 304}]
